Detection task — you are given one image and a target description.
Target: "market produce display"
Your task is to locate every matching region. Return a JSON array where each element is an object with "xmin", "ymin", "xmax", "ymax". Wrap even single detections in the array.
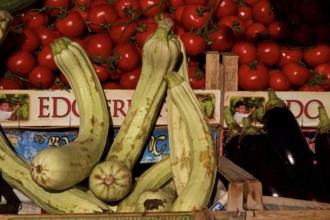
[
  {"xmin": 0, "ymin": 0, "xmax": 329, "ymax": 91},
  {"xmin": 0, "ymin": 16, "xmax": 218, "ymax": 214}
]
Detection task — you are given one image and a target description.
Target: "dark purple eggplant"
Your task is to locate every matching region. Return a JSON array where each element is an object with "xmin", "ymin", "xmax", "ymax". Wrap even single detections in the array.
[
  {"xmin": 262, "ymin": 89, "xmax": 320, "ymax": 200},
  {"xmin": 239, "ymin": 118, "xmax": 295, "ymax": 198},
  {"xmin": 315, "ymin": 106, "xmax": 330, "ymax": 174},
  {"xmin": 223, "ymin": 106, "xmax": 243, "ymax": 168},
  {"xmin": 311, "ymin": 106, "xmax": 330, "ymax": 202}
]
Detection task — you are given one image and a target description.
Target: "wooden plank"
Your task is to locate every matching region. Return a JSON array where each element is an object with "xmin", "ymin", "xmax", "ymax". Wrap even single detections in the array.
[
  {"xmin": 218, "ymin": 156, "xmax": 263, "ymax": 212},
  {"xmin": 205, "ymin": 210, "xmax": 246, "ymax": 220},
  {"xmin": 221, "ymin": 52, "xmax": 239, "ymax": 92},
  {"xmin": 217, "ymin": 156, "xmax": 256, "ymax": 183},
  {"xmin": 245, "ymin": 210, "xmax": 330, "ymax": 220},
  {"xmin": 244, "ymin": 181, "xmax": 263, "ymax": 211},
  {"xmin": 227, "ymin": 182, "xmax": 244, "ymax": 212},
  {"xmin": 205, "ymin": 51, "xmax": 223, "ymax": 90},
  {"xmin": 262, "ymin": 196, "xmax": 330, "ymax": 210}
]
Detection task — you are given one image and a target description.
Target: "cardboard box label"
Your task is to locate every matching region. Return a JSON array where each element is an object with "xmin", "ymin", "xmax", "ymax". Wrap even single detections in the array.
[
  {"xmin": 0, "ymin": 90, "xmax": 221, "ymax": 128},
  {"xmin": 5, "ymin": 127, "xmax": 219, "ymax": 164},
  {"xmin": 224, "ymin": 91, "xmax": 330, "ymax": 128}
]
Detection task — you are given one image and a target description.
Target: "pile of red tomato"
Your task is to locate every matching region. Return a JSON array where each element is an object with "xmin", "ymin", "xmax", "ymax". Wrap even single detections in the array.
[{"xmin": 0, "ymin": 0, "xmax": 329, "ymax": 91}]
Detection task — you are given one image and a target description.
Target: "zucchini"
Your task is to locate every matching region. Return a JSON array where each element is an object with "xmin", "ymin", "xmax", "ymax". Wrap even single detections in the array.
[
  {"xmin": 0, "ymin": 10, "xmax": 12, "ymax": 45},
  {"xmin": 88, "ymin": 18, "xmax": 181, "ymax": 202},
  {"xmin": 165, "ymin": 72, "xmax": 217, "ymax": 211},
  {"xmin": 116, "ymin": 156, "xmax": 173, "ymax": 212},
  {"xmin": 167, "ymin": 38, "xmax": 191, "ymax": 195},
  {"xmin": 0, "ymin": 127, "xmax": 112, "ymax": 214},
  {"xmin": 135, "ymin": 187, "xmax": 176, "ymax": 213},
  {"xmin": 30, "ymin": 37, "xmax": 111, "ymax": 191},
  {"xmin": 0, "ymin": 0, "xmax": 38, "ymax": 13}
]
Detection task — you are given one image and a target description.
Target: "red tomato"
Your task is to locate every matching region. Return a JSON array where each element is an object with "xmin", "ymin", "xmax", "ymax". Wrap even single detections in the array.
[
  {"xmin": 102, "ymin": 81, "xmax": 123, "ymax": 89},
  {"xmin": 180, "ymin": 32, "xmax": 206, "ymax": 57},
  {"xmin": 120, "ymin": 67, "xmax": 141, "ymax": 89},
  {"xmin": 55, "ymin": 10, "xmax": 86, "ymax": 39},
  {"xmin": 43, "ymin": 0, "xmax": 71, "ymax": 16},
  {"xmin": 28, "ymin": 66, "xmax": 54, "ymax": 89},
  {"xmin": 110, "ymin": 18, "xmax": 137, "ymax": 44},
  {"xmin": 22, "ymin": 10, "xmax": 49, "ymax": 30},
  {"xmin": 290, "ymin": 23, "xmax": 315, "ymax": 47},
  {"xmin": 314, "ymin": 23, "xmax": 330, "ymax": 44},
  {"xmin": 6, "ymin": 50, "xmax": 36, "ymax": 77},
  {"xmin": 237, "ymin": 5, "xmax": 252, "ymax": 22},
  {"xmin": 135, "ymin": 22, "xmax": 157, "ymax": 47},
  {"xmin": 108, "ymin": 68, "xmax": 123, "ymax": 81},
  {"xmin": 16, "ymin": 28, "xmax": 41, "ymax": 52},
  {"xmin": 189, "ymin": 65, "xmax": 205, "ymax": 89},
  {"xmin": 0, "ymin": 77, "xmax": 24, "ymax": 90},
  {"xmin": 183, "ymin": 0, "xmax": 206, "ymax": 5},
  {"xmin": 268, "ymin": 69, "xmax": 291, "ymax": 91},
  {"xmin": 87, "ymin": 4, "xmax": 119, "ymax": 32},
  {"xmin": 72, "ymin": 0, "xmax": 93, "ymax": 8},
  {"xmin": 314, "ymin": 63, "xmax": 330, "ymax": 90},
  {"xmin": 93, "ymin": 63, "xmax": 111, "ymax": 82},
  {"xmin": 298, "ymin": 84, "xmax": 325, "ymax": 91},
  {"xmin": 238, "ymin": 61, "xmax": 269, "ymax": 91},
  {"xmin": 37, "ymin": 44, "xmax": 58, "ymax": 72},
  {"xmin": 139, "ymin": 0, "xmax": 170, "ymax": 17},
  {"xmin": 114, "ymin": 0, "xmax": 141, "ymax": 18},
  {"xmin": 256, "ymin": 39, "xmax": 281, "ymax": 66},
  {"xmin": 170, "ymin": 0, "xmax": 184, "ymax": 7},
  {"xmin": 303, "ymin": 44, "xmax": 330, "ymax": 68},
  {"xmin": 217, "ymin": 15, "xmax": 246, "ymax": 38},
  {"xmin": 213, "ymin": 0, "xmax": 238, "ymax": 21},
  {"xmin": 59, "ymin": 72, "xmax": 69, "ymax": 86},
  {"xmin": 35, "ymin": 26, "xmax": 62, "ymax": 47},
  {"xmin": 244, "ymin": 0, "xmax": 258, "ymax": 6},
  {"xmin": 277, "ymin": 45, "xmax": 303, "ymax": 68},
  {"xmin": 173, "ymin": 4, "xmax": 185, "ymax": 25},
  {"xmin": 85, "ymin": 33, "xmax": 113, "ymax": 57},
  {"xmin": 282, "ymin": 62, "xmax": 311, "ymax": 88},
  {"xmin": 231, "ymin": 39, "xmax": 257, "ymax": 64},
  {"xmin": 208, "ymin": 24, "xmax": 236, "ymax": 52},
  {"xmin": 244, "ymin": 22, "xmax": 268, "ymax": 43},
  {"xmin": 299, "ymin": 0, "xmax": 327, "ymax": 25},
  {"xmin": 181, "ymin": 4, "xmax": 210, "ymax": 32},
  {"xmin": 252, "ymin": 0, "xmax": 276, "ymax": 25},
  {"xmin": 267, "ymin": 20, "xmax": 290, "ymax": 41},
  {"xmin": 113, "ymin": 43, "xmax": 141, "ymax": 72},
  {"xmin": 71, "ymin": 5, "xmax": 89, "ymax": 21}
]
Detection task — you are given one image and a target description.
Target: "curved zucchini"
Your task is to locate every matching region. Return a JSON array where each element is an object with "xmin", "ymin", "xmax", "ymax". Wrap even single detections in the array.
[
  {"xmin": 0, "ymin": 127, "xmax": 112, "ymax": 214},
  {"xmin": 165, "ymin": 72, "xmax": 217, "ymax": 211},
  {"xmin": 88, "ymin": 18, "xmax": 181, "ymax": 202},
  {"xmin": 30, "ymin": 37, "xmax": 110, "ymax": 191}
]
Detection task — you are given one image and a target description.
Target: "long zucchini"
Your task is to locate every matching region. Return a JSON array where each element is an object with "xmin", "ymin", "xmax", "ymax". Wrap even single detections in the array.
[
  {"xmin": 88, "ymin": 18, "xmax": 181, "ymax": 202},
  {"xmin": 165, "ymin": 72, "xmax": 217, "ymax": 211},
  {"xmin": 0, "ymin": 0, "xmax": 37, "ymax": 13},
  {"xmin": 30, "ymin": 37, "xmax": 111, "ymax": 191},
  {"xmin": 0, "ymin": 126, "xmax": 112, "ymax": 214}
]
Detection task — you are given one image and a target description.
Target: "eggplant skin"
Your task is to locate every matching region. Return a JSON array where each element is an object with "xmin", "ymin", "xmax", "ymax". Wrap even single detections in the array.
[
  {"xmin": 262, "ymin": 108, "xmax": 315, "ymax": 183},
  {"xmin": 240, "ymin": 134, "xmax": 295, "ymax": 198},
  {"xmin": 224, "ymin": 135, "xmax": 244, "ymax": 168},
  {"xmin": 262, "ymin": 107, "xmax": 330, "ymax": 201}
]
